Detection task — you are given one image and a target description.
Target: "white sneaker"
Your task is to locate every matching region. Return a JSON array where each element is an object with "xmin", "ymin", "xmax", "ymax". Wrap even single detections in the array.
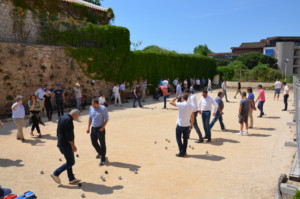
[
  {"xmin": 243, "ymin": 130, "xmax": 248, "ymax": 135},
  {"xmin": 236, "ymin": 131, "xmax": 243, "ymax": 135},
  {"xmin": 69, "ymin": 178, "xmax": 81, "ymax": 185},
  {"xmin": 51, "ymin": 174, "xmax": 61, "ymax": 184}
]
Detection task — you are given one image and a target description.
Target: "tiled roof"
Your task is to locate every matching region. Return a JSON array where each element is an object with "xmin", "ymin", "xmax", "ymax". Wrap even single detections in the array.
[
  {"xmin": 239, "ymin": 42, "xmax": 266, "ymax": 48},
  {"xmin": 63, "ymin": 0, "xmax": 108, "ymax": 11}
]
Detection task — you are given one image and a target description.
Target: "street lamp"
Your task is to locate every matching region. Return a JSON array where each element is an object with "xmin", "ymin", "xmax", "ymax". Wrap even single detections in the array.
[{"xmin": 284, "ymin": 58, "xmax": 290, "ymax": 82}]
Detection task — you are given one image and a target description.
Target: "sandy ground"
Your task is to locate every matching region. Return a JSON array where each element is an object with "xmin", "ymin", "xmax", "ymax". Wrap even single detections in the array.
[{"xmin": 0, "ymin": 88, "xmax": 296, "ymax": 199}]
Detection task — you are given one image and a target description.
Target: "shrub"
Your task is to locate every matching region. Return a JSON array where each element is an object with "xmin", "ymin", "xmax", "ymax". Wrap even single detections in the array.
[{"xmin": 216, "ymin": 66, "xmax": 234, "ymax": 81}]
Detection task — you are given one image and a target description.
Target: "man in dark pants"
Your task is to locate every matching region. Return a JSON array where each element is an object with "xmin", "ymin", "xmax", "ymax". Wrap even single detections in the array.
[
  {"xmin": 282, "ymin": 82, "xmax": 289, "ymax": 111},
  {"xmin": 53, "ymin": 83, "xmax": 65, "ymax": 118},
  {"xmin": 185, "ymin": 89, "xmax": 203, "ymax": 143},
  {"xmin": 159, "ymin": 84, "xmax": 169, "ymax": 109},
  {"xmin": 133, "ymin": 83, "xmax": 143, "ymax": 108},
  {"xmin": 209, "ymin": 92, "xmax": 225, "ymax": 131},
  {"xmin": 197, "ymin": 90, "xmax": 218, "ymax": 142},
  {"xmin": 87, "ymin": 99, "xmax": 109, "ymax": 166},
  {"xmin": 170, "ymin": 94, "xmax": 194, "ymax": 157},
  {"xmin": 51, "ymin": 109, "xmax": 81, "ymax": 185},
  {"xmin": 234, "ymin": 80, "xmax": 242, "ymax": 99}
]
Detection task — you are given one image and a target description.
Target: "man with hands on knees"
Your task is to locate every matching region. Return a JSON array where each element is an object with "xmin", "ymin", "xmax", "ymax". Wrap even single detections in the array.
[{"xmin": 87, "ymin": 99, "xmax": 109, "ymax": 166}]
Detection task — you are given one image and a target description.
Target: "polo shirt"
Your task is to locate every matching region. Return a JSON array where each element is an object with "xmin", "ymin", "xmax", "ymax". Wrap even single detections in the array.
[{"xmin": 89, "ymin": 105, "xmax": 109, "ymax": 128}]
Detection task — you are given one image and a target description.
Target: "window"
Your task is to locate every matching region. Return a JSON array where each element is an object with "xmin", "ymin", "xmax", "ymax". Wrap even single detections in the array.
[{"xmin": 295, "ymin": 42, "xmax": 300, "ymax": 46}]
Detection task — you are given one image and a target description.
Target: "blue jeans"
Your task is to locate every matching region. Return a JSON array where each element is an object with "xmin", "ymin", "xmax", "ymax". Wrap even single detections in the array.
[
  {"xmin": 91, "ymin": 127, "xmax": 106, "ymax": 162},
  {"xmin": 223, "ymin": 90, "xmax": 228, "ymax": 101},
  {"xmin": 56, "ymin": 99, "xmax": 64, "ymax": 117},
  {"xmin": 54, "ymin": 146, "xmax": 75, "ymax": 181},
  {"xmin": 176, "ymin": 125, "xmax": 189, "ymax": 154},
  {"xmin": 257, "ymin": 101, "xmax": 265, "ymax": 117},
  {"xmin": 209, "ymin": 111, "xmax": 225, "ymax": 130},
  {"xmin": 133, "ymin": 96, "xmax": 142, "ymax": 107},
  {"xmin": 202, "ymin": 111, "xmax": 211, "ymax": 139},
  {"xmin": 76, "ymin": 98, "xmax": 81, "ymax": 110},
  {"xmin": 191, "ymin": 111, "xmax": 203, "ymax": 140}
]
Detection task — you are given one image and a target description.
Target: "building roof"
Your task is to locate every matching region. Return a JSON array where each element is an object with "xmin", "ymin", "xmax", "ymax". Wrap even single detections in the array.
[
  {"xmin": 266, "ymin": 36, "xmax": 300, "ymax": 41},
  {"xmin": 63, "ymin": 0, "xmax": 108, "ymax": 11}
]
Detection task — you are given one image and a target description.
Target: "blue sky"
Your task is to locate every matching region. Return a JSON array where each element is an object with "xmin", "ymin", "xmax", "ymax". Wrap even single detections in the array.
[{"xmin": 102, "ymin": 0, "xmax": 300, "ymax": 54}]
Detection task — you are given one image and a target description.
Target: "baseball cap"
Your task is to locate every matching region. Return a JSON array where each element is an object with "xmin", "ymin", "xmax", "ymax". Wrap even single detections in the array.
[
  {"xmin": 44, "ymin": 88, "xmax": 49, "ymax": 92},
  {"xmin": 0, "ymin": 187, "xmax": 12, "ymax": 197},
  {"xmin": 57, "ymin": 83, "xmax": 62, "ymax": 86},
  {"xmin": 257, "ymin": 84, "xmax": 262, "ymax": 88},
  {"xmin": 75, "ymin": 83, "xmax": 80, "ymax": 87}
]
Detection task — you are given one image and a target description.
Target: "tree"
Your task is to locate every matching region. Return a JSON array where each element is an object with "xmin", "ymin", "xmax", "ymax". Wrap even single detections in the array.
[
  {"xmin": 227, "ymin": 60, "xmax": 247, "ymax": 69},
  {"xmin": 237, "ymin": 52, "xmax": 278, "ymax": 69},
  {"xmin": 193, "ymin": 44, "xmax": 212, "ymax": 56},
  {"xmin": 131, "ymin": 41, "xmax": 143, "ymax": 51},
  {"xmin": 217, "ymin": 66, "xmax": 234, "ymax": 80},
  {"xmin": 142, "ymin": 45, "xmax": 177, "ymax": 54}
]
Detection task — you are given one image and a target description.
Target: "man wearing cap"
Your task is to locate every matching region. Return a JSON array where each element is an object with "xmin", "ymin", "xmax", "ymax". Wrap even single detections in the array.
[
  {"xmin": 53, "ymin": 83, "xmax": 65, "ymax": 118},
  {"xmin": 74, "ymin": 83, "xmax": 82, "ymax": 111},
  {"xmin": 255, "ymin": 84, "xmax": 265, "ymax": 117}
]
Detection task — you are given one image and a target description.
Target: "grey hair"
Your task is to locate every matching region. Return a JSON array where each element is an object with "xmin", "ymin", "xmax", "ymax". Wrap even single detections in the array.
[
  {"xmin": 16, "ymin": 95, "xmax": 23, "ymax": 102},
  {"xmin": 69, "ymin": 109, "xmax": 81, "ymax": 116}
]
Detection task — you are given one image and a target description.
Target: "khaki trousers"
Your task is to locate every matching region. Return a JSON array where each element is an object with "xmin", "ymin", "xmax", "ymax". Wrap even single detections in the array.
[
  {"xmin": 13, "ymin": 118, "xmax": 25, "ymax": 139},
  {"xmin": 249, "ymin": 109, "xmax": 253, "ymax": 127}
]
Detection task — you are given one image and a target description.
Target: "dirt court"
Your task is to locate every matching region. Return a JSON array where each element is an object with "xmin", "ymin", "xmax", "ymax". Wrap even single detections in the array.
[{"xmin": 0, "ymin": 88, "xmax": 296, "ymax": 199}]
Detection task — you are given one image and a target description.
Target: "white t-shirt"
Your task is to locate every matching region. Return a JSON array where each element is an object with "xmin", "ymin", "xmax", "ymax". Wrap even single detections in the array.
[
  {"xmin": 176, "ymin": 101, "xmax": 193, "ymax": 127},
  {"xmin": 283, "ymin": 85, "xmax": 289, "ymax": 95},
  {"xmin": 162, "ymin": 80, "xmax": 169, "ymax": 88},
  {"xmin": 113, "ymin": 86, "xmax": 120, "ymax": 95},
  {"xmin": 35, "ymin": 88, "xmax": 45, "ymax": 99},
  {"xmin": 208, "ymin": 79, "xmax": 211, "ymax": 86},
  {"xmin": 98, "ymin": 96, "xmax": 106, "ymax": 105},
  {"xmin": 221, "ymin": 82, "xmax": 226, "ymax": 90},
  {"xmin": 198, "ymin": 95, "xmax": 218, "ymax": 113},
  {"xmin": 188, "ymin": 94, "xmax": 198, "ymax": 112},
  {"xmin": 120, "ymin": 84, "xmax": 126, "ymax": 91},
  {"xmin": 275, "ymin": 81, "xmax": 282, "ymax": 89},
  {"xmin": 196, "ymin": 79, "xmax": 200, "ymax": 85}
]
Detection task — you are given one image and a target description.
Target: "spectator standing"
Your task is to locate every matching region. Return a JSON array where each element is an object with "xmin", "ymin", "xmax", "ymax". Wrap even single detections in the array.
[
  {"xmin": 197, "ymin": 90, "xmax": 218, "ymax": 142},
  {"xmin": 120, "ymin": 81, "xmax": 128, "ymax": 103},
  {"xmin": 133, "ymin": 83, "xmax": 143, "ymax": 108},
  {"xmin": 274, "ymin": 79, "xmax": 282, "ymax": 100},
  {"xmin": 196, "ymin": 78, "xmax": 201, "ymax": 91},
  {"xmin": 28, "ymin": 95, "xmax": 43, "ymax": 138},
  {"xmin": 247, "ymin": 87, "xmax": 256, "ymax": 128},
  {"xmin": 234, "ymin": 80, "xmax": 242, "ymax": 99},
  {"xmin": 173, "ymin": 77, "xmax": 179, "ymax": 92},
  {"xmin": 185, "ymin": 89, "xmax": 203, "ymax": 143},
  {"xmin": 201, "ymin": 77, "xmax": 206, "ymax": 90},
  {"xmin": 51, "ymin": 109, "xmax": 81, "ymax": 185},
  {"xmin": 176, "ymin": 82, "xmax": 183, "ymax": 102},
  {"xmin": 221, "ymin": 80, "xmax": 229, "ymax": 102},
  {"xmin": 74, "ymin": 83, "xmax": 82, "ymax": 111},
  {"xmin": 237, "ymin": 92, "xmax": 251, "ymax": 135},
  {"xmin": 53, "ymin": 83, "xmax": 65, "ymax": 118},
  {"xmin": 209, "ymin": 92, "xmax": 225, "ymax": 131},
  {"xmin": 98, "ymin": 93, "xmax": 108, "ymax": 107},
  {"xmin": 113, "ymin": 84, "xmax": 121, "ymax": 106},
  {"xmin": 141, "ymin": 80, "xmax": 147, "ymax": 102},
  {"xmin": 207, "ymin": 78, "xmax": 212, "ymax": 93},
  {"xmin": 153, "ymin": 86, "xmax": 160, "ymax": 100},
  {"xmin": 282, "ymin": 82, "xmax": 289, "ymax": 111},
  {"xmin": 11, "ymin": 96, "xmax": 26, "ymax": 142},
  {"xmin": 35, "ymin": 84, "xmax": 46, "ymax": 100},
  {"xmin": 184, "ymin": 79, "xmax": 188, "ymax": 90},
  {"xmin": 256, "ymin": 85, "xmax": 265, "ymax": 117},
  {"xmin": 170, "ymin": 94, "xmax": 194, "ymax": 157},
  {"xmin": 87, "ymin": 99, "xmax": 109, "ymax": 166},
  {"xmin": 43, "ymin": 88, "xmax": 53, "ymax": 121},
  {"xmin": 159, "ymin": 84, "xmax": 169, "ymax": 109}
]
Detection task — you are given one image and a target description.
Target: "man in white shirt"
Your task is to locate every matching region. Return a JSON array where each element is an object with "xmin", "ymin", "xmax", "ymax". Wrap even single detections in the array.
[
  {"xmin": 74, "ymin": 83, "xmax": 82, "ymax": 110},
  {"xmin": 185, "ymin": 89, "xmax": 203, "ymax": 143},
  {"xmin": 112, "ymin": 84, "xmax": 121, "ymax": 106},
  {"xmin": 170, "ymin": 94, "xmax": 194, "ymax": 157},
  {"xmin": 98, "ymin": 93, "xmax": 108, "ymax": 107},
  {"xmin": 198, "ymin": 90, "xmax": 218, "ymax": 142},
  {"xmin": 208, "ymin": 78, "xmax": 212, "ymax": 93},
  {"xmin": 120, "ymin": 81, "xmax": 128, "ymax": 103},
  {"xmin": 184, "ymin": 79, "xmax": 188, "ymax": 89},
  {"xmin": 35, "ymin": 84, "xmax": 46, "ymax": 100},
  {"xmin": 282, "ymin": 82, "xmax": 289, "ymax": 111},
  {"xmin": 221, "ymin": 80, "xmax": 229, "ymax": 102},
  {"xmin": 162, "ymin": 79, "xmax": 169, "ymax": 88},
  {"xmin": 196, "ymin": 78, "xmax": 201, "ymax": 91},
  {"xmin": 274, "ymin": 79, "xmax": 282, "ymax": 100}
]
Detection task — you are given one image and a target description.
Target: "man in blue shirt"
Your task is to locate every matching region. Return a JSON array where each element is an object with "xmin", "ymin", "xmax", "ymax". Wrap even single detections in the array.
[
  {"xmin": 209, "ymin": 92, "xmax": 225, "ymax": 131},
  {"xmin": 247, "ymin": 87, "xmax": 256, "ymax": 128},
  {"xmin": 53, "ymin": 83, "xmax": 65, "ymax": 118},
  {"xmin": 11, "ymin": 95, "xmax": 26, "ymax": 142},
  {"xmin": 87, "ymin": 99, "xmax": 109, "ymax": 166}
]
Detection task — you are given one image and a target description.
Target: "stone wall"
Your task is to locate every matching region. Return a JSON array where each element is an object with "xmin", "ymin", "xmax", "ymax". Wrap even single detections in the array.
[
  {"xmin": 0, "ymin": 0, "xmax": 41, "ymax": 44},
  {"xmin": 0, "ymin": 42, "xmax": 115, "ymax": 116}
]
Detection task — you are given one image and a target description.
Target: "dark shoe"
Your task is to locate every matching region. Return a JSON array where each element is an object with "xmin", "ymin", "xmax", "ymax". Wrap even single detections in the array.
[
  {"xmin": 21, "ymin": 139, "xmax": 25, "ymax": 143},
  {"xmin": 176, "ymin": 153, "xmax": 185, "ymax": 157},
  {"xmin": 205, "ymin": 139, "xmax": 211, "ymax": 143},
  {"xmin": 226, "ymin": 101, "xmax": 230, "ymax": 102},
  {"xmin": 99, "ymin": 161, "xmax": 105, "ymax": 166},
  {"xmin": 195, "ymin": 139, "xmax": 204, "ymax": 143},
  {"xmin": 282, "ymin": 109, "xmax": 287, "ymax": 111},
  {"xmin": 140, "ymin": 106, "xmax": 143, "ymax": 108},
  {"xmin": 133, "ymin": 106, "xmax": 137, "ymax": 108},
  {"xmin": 257, "ymin": 116, "xmax": 262, "ymax": 118},
  {"xmin": 96, "ymin": 154, "xmax": 101, "ymax": 159},
  {"xmin": 203, "ymin": 137, "xmax": 208, "ymax": 139},
  {"xmin": 17, "ymin": 138, "xmax": 21, "ymax": 140}
]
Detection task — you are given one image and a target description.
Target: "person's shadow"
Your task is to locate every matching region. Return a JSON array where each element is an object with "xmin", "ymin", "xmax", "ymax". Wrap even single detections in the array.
[
  {"xmin": 0, "ymin": 158, "xmax": 24, "ymax": 167},
  {"xmin": 209, "ymin": 138, "xmax": 240, "ymax": 146},
  {"xmin": 58, "ymin": 182, "xmax": 123, "ymax": 195},
  {"xmin": 106, "ymin": 161, "xmax": 141, "ymax": 172},
  {"xmin": 188, "ymin": 154, "xmax": 225, "ymax": 161}
]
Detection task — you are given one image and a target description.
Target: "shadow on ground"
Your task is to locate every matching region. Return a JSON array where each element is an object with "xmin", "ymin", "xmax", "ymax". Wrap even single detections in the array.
[
  {"xmin": 0, "ymin": 158, "xmax": 24, "ymax": 167},
  {"xmin": 210, "ymin": 138, "xmax": 240, "ymax": 146},
  {"xmin": 188, "ymin": 154, "xmax": 225, "ymax": 161},
  {"xmin": 106, "ymin": 161, "xmax": 141, "ymax": 172},
  {"xmin": 58, "ymin": 183, "xmax": 123, "ymax": 195}
]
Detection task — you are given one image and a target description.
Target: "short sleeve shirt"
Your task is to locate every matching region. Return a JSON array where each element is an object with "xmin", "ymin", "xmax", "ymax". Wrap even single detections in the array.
[
  {"xmin": 176, "ymin": 101, "xmax": 193, "ymax": 127},
  {"xmin": 240, "ymin": 98, "xmax": 250, "ymax": 116},
  {"xmin": 89, "ymin": 106, "xmax": 109, "ymax": 128},
  {"xmin": 161, "ymin": 86, "xmax": 168, "ymax": 96},
  {"xmin": 176, "ymin": 85, "xmax": 182, "ymax": 95},
  {"xmin": 248, "ymin": 92, "xmax": 255, "ymax": 109},
  {"xmin": 275, "ymin": 81, "xmax": 282, "ymax": 89},
  {"xmin": 54, "ymin": 88, "xmax": 64, "ymax": 100},
  {"xmin": 259, "ymin": 89, "xmax": 265, "ymax": 102},
  {"xmin": 215, "ymin": 97, "xmax": 224, "ymax": 110}
]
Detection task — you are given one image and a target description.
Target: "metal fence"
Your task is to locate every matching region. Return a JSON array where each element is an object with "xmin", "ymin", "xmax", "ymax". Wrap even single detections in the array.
[{"xmin": 294, "ymin": 76, "xmax": 300, "ymax": 167}]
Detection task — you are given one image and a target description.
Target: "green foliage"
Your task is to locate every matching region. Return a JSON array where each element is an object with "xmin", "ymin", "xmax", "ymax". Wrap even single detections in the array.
[
  {"xmin": 131, "ymin": 41, "xmax": 143, "ymax": 51},
  {"xmin": 215, "ymin": 58, "xmax": 230, "ymax": 66},
  {"xmin": 193, "ymin": 44, "xmax": 212, "ymax": 56},
  {"xmin": 227, "ymin": 60, "xmax": 247, "ymax": 69},
  {"xmin": 237, "ymin": 52, "xmax": 278, "ymax": 69},
  {"xmin": 216, "ymin": 66, "xmax": 234, "ymax": 80},
  {"xmin": 142, "ymin": 45, "xmax": 177, "ymax": 54},
  {"xmin": 293, "ymin": 189, "xmax": 300, "ymax": 199}
]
